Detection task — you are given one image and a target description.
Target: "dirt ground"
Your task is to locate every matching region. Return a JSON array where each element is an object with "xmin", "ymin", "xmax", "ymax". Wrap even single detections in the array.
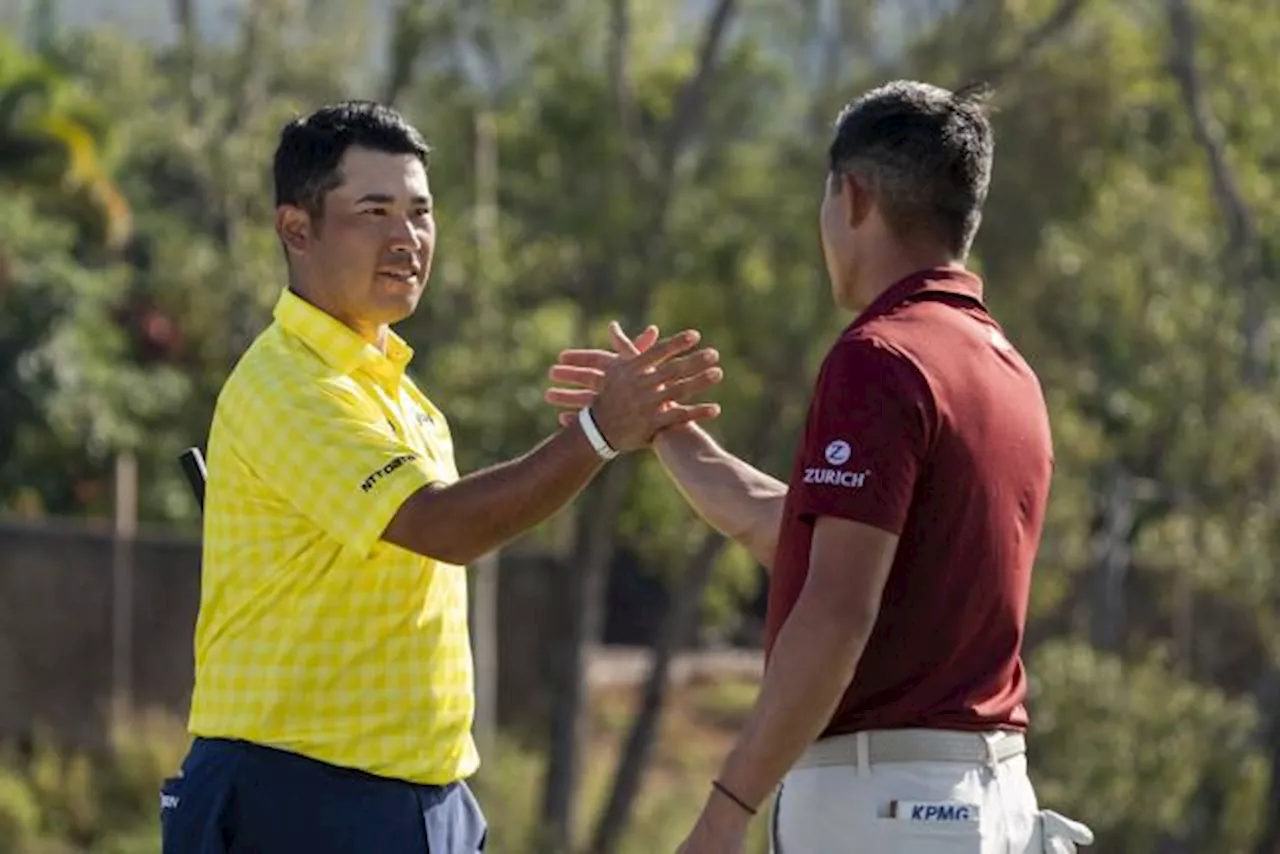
[{"xmin": 585, "ymin": 649, "xmax": 764, "ymax": 789}]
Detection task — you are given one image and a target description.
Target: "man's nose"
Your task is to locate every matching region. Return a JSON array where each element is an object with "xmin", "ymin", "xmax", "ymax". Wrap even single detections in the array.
[{"xmin": 386, "ymin": 215, "xmax": 422, "ymax": 251}]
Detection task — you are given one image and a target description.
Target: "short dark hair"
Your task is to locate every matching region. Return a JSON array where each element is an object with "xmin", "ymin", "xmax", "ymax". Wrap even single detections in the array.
[
  {"xmin": 827, "ymin": 80, "xmax": 994, "ymax": 258},
  {"xmin": 273, "ymin": 100, "xmax": 430, "ymax": 217}
]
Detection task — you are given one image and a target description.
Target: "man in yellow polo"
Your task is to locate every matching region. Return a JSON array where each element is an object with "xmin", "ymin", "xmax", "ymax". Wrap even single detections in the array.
[{"xmin": 159, "ymin": 101, "xmax": 723, "ymax": 854}]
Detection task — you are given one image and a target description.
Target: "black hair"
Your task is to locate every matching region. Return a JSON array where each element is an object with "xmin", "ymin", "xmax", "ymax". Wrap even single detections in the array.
[
  {"xmin": 828, "ymin": 80, "xmax": 994, "ymax": 257},
  {"xmin": 273, "ymin": 100, "xmax": 430, "ymax": 218}
]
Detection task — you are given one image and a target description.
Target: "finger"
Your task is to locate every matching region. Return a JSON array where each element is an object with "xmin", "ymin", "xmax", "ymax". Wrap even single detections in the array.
[
  {"xmin": 650, "ymin": 367, "xmax": 724, "ymax": 403},
  {"xmin": 634, "ymin": 324, "xmax": 659, "ymax": 353},
  {"xmin": 609, "ymin": 320, "xmax": 642, "ymax": 358},
  {"xmin": 656, "ymin": 402, "xmax": 722, "ymax": 429},
  {"xmin": 544, "ymin": 388, "xmax": 596, "ymax": 408},
  {"xmin": 558, "ymin": 411, "xmax": 576, "ymax": 427},
  {"xmin": 557, "ymin": 349, "xmax": 618, "ymax": 370},
  {"xmin": 647, "ymin": 348, "xmax": 720, "ymax": 387},
  {"xmin": 547, "ymin": 364, "xmax": 605, "ymax": 389},
  {"xmin": 634, "ymin": 329, "xmax": 701, "ymax": 369}
]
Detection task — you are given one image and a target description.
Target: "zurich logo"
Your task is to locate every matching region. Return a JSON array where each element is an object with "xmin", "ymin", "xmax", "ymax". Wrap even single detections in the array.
[{"xmin": 824, "ymin": 440, "xmax": 852, "ymax": 467}]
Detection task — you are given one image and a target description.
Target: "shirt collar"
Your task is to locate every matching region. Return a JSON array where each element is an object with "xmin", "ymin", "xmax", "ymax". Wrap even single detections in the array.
[
  {"xmin": 273, "ymin": 288, "xmax": 414, "ymax": 380},
  {"xmin": 854, "ymin": 266, "xmax": 985, "ymax": 325}
]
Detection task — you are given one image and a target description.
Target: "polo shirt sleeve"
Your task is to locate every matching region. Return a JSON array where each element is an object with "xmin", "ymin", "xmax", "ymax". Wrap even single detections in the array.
[
  {"xmin": 222, "ymin": 373, "xmax": 442, "ymax": 558},
  {"xmin": 791, "ymin": 337, "xmax": 933, "ymax": 535}
]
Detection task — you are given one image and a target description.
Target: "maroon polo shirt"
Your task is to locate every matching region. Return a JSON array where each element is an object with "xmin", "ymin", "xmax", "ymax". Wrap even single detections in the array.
[{"xmin": 764, "ymin": 267, "xmax": 1052, "ymax": 736}]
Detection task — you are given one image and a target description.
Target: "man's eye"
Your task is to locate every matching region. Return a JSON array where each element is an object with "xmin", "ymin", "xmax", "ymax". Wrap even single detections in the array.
[
  {"xmin": 413, "ymin": 208, "xmax": 433, "ymax": 219},
  {"xmin": 363, "ymin": 207, "xmax": 388, "ymax": 216}
]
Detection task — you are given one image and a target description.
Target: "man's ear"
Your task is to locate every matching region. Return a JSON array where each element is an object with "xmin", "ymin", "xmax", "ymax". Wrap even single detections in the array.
[
  {"xmin": 276, "ymin": 205, "xmax": 313, "ymax": 259},
  {"xmin": 842, "ymin": 172, "xmax": 874, "ymax": 230}
]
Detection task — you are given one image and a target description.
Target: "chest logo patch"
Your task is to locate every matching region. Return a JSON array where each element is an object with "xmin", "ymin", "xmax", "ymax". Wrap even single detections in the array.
[{"xmin": 824, "ymin": 439, "xmax": 852, "ymax": 466}]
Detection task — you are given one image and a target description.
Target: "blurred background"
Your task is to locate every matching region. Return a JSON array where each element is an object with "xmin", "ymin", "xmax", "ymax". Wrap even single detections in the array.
[{"xmin": 0, "ymin": 0, "xmax": 1278, "ymax": 851}]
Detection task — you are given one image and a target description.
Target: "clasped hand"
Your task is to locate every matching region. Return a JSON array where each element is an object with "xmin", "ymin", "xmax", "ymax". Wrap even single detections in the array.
[{"xmin": 545, "ymin": 321, "xmax": 722, "ymax": 451}]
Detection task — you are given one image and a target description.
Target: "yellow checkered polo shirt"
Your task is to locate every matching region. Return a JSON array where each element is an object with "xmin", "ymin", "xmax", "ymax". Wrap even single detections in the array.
[{"xmin": 187, "ymin": 287, "xmax": 479, "ymax": 785}]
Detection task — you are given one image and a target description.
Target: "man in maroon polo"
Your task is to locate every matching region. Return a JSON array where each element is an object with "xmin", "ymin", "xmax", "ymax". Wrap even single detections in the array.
[
  {"xmin": 765, "ymin": 262, "xmax": 1042, "ymax": 742},
  {"xmin": 547, "ymin": 79, "xmax": 1094, "ymax": 853}
]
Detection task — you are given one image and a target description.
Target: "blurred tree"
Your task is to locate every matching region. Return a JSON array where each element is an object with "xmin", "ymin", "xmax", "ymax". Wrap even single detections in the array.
[
  {"xmin": 914, "ymin": 1, "xmax": 1280, "ymax": 851},
  {"xmin": 0, "ymin": 194, "xmax": 186, "ymax": 518},
  {"xmin": 1028, "ymin": 639, "xmax": 1267, "ymax": 852},
  {"xmin": 0, "ymin": 32, "xmax": 131, "ymax": 251},
  {"xmin": 0, "ymin": 36, "xmax": 181, "ymax": 519},
  {"xmin": 2, "ymin": 0, "xmax": 1280, "ymax": 849}
]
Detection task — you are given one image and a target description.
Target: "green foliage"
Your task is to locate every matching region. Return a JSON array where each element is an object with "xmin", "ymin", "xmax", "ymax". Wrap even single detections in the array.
[
  {"xmin": 0, "ymin": 765, "xmax": 41, "ymax": 853},
  {"xmin": 1028, "ymin": 639, "xmax": 1267, "ymax": 853},
  {"xmin": 688, "ymin": 677, "xmax": 760, "ymax": 729},
  {"xmin": 3, "ymin": 0, "xmax": 1280, "ymax": 849},
  {"xmin": 0, "ymin": 30, "xmax": 132, "ymax": 249},
  {"xmin": 0, "ymin": 707, "xmax": 769, "ymax": 854},
  {"xmin": 0, "ymin": 194, "xmax": 188, "ymax": 517},
  {"xmin": 0, "ymin": 714, "xmax": 188, "ymax": 853}
]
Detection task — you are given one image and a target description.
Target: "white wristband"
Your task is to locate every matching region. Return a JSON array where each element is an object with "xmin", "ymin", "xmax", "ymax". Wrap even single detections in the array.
[{"xmin": 578, "ymin": 406, "xmax": 620, "ymax": 461}]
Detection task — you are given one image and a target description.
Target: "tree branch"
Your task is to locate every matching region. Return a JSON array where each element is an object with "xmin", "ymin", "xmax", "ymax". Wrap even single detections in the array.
[
  {"xmin": 586, "ymin": 312, "xmax": 818, "ymax": 853},
  {"xmin": 1166, "ymin": 0, "xmax": 1255, "ymax": 259},
  {"xmin": 170, "ymin": 0, "xmax": 201, "ymax": 123},
  {"xmin": 539, "ymin": 5, "xmax": 742, "ymax": 847},
  {"xmin": 652, "ymin": 0, "xmax": 738, "ymax": 207},
  {"xmin": 224, "ymin": 0, "xmax": 275, "ymax": 135},
  {"xmin": 965, "ymin": 0, "xmax": 1089, "ymax": 88},
  {"xmin": 381, "ymin": 0, "xmax": 427, "ymax": 107},
  {"xmin": 1166, "ymin": 0, "xmax": 1266, "ymax": 385},
  {"xmin": 586, "ymin": 530, "xmax": 728, "ymax": 854},
  {"xmin": 608, "ymin": 0, "xmax": 636, "ymax": 148}
]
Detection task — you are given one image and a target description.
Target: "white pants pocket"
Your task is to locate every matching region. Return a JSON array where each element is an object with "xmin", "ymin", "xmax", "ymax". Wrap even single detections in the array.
[
  {"xmin": 874, "ymin": 801, "xmax": 984, "ymax": 854},
  {"xmin": 1038, "ymin": 809, "xmax": 1094, "ymax": 853},
  {"xmin": 873, "ymin": 819, "xmax": 983, "ymax": 853}
]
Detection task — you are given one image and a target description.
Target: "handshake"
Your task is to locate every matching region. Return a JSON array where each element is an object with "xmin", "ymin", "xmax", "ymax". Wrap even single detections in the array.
[{"xmin": 543, "ymin": 321, "xmax": 724, "ymax": 454}]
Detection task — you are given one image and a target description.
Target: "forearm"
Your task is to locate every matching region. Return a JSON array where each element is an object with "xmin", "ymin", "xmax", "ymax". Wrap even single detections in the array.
[
  {"xmin": 653, "ymin": 425, "xmax": 787, "ymax": 568},
  {"xmin": 385, "ymin": 422, "xmax": 605, "ymax": 564},
  {"xmin": 716, "ymin": 603, "xmax": 875, "ymax": 809}
]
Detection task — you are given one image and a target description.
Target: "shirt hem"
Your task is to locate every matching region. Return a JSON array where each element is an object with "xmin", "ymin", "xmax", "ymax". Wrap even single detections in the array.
[
  {"xmin": 820, "ymin": 717, "xmax": 1030, "ymax": 739},
  {"xmin": 186, "ymin": 722, "xmax": 479, "ymax": 787},
  {"xmin": 792, "ymin": 498, "xmax": 905, "ymax": 536}
]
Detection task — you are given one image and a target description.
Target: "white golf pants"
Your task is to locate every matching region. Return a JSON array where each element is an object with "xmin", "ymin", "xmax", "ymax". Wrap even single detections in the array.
[{"xmin": 768, "ymin": 729, "xmax": 1093, "ymax": 853}]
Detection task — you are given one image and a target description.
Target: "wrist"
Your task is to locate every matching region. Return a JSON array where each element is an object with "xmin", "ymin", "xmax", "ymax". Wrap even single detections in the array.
[
  {"xmin": 653, "ymin": 421, "xmax": 701, "ymax": 449},
  {"xmin": 709, "ymin": 779, "xmax": 758, "ymax": 823},
  {"xmin": 701, "ymin": 787, "xmax": 754, "ymax": 838},
  {"xmin": 577, "ymin": 406, "xmax": 620, "ymax": 460}
]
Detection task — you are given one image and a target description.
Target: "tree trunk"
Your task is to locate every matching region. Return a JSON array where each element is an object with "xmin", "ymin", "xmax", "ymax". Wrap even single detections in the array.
[
  {"xmin": 469, "ymin": 85, "xmax": 502, "ymax": 760},
  {"xmin": 1165, "ymin": 5, "xmax": 1276, "ymax": 846},
  {"xmin": 587, "ymin": 326, "xmax": 810, "ymax": 853},
  {"xmin": 1087, "ymin": 467, "xmax": 1134, "ymax": 651},
  {"xmin": 170, "ymin": 0, "xmax": 201, "ymax": 122},
  {"xmin": 964, "ymin": 0, "xmax": 1089, "ymax": 88},
  {"xmin": 381, "ymin": 0, "xmax": 432, "ymax": 106},
  {"xmin": 607, "ymin": 0, "xmax": 634, "ymax": 146},
  {"xmin": 536, "ymin": 2, "xmax": 741, "ymax": 849},
  {"xmin": 224, "ymin": 0, "xmax": 276, "ymax": 136},
  {"xmin": 1255, "ymin": 669, "xmax": 1280, "ymax": 854},
  {"xmin": 1166, "ymin": 0, "xmax": 1266, "ymax": 386},
  {"xmin": 588, "ymin": 532, "xmax": 727, "ymax": 854},
  {"xmin": 539, "ymin": 459, "xmax": 636, "ymax": 853},
  {"xmin": 28, "ymin": 0, "xmax": 58, "ymax": 50}
]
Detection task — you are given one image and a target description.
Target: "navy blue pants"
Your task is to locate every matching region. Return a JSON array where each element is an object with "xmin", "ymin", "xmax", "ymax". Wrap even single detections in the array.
[{"xmin": 160, "ymin": 738, "xmax": 487, "ymax": 853}]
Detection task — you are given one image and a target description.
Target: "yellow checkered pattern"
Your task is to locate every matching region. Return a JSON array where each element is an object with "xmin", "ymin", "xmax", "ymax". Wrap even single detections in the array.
[{"xmin": 187, "ymin": 288, "xmax": 479, "ymax": 785}]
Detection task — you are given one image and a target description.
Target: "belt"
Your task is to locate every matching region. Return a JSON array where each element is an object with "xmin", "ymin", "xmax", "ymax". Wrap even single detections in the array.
[{"xmin": 793, "ymin": 729, "xmax": 1026, "ymax": 770}]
